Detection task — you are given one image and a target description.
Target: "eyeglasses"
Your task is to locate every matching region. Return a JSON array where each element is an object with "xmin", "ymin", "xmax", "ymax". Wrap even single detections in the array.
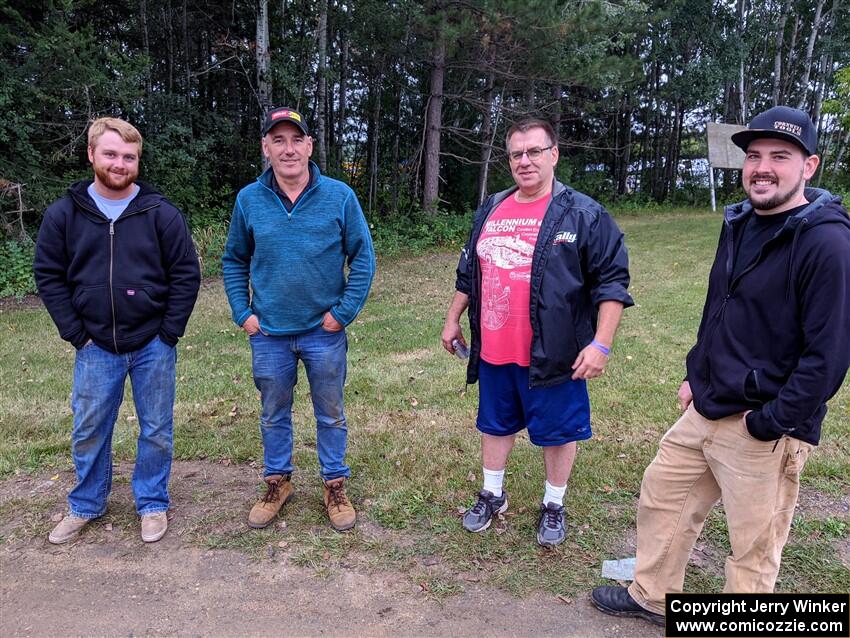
[{"xmin": 509, "ymin": 145, "xmax": 554, "ymax": 162}]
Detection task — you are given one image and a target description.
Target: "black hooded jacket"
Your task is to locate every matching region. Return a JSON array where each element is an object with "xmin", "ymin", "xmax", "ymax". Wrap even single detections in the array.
[
  {"xmin": 686, "ymin": 188, "xmax": 850, "ymax": 445},
  {"xmin": 34, "ymin": 180, "xmax": 200, "ymax": 354},
  {"xmin": 455, "ymin": 180, "xmax": 633, "ymax": 388}
]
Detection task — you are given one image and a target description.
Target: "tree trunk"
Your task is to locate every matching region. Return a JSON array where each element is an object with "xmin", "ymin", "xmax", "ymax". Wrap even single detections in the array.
[
  {"xmin": 256, "ymin": 0, "xmax": 272, "ymax": 122},
  {"xmin": 795, "ymin": 0, "xmax": 827, "ymax": 109},
  {"xmin": 391, "ymin": 91, "xmax": 402, "ymax": 213},
  {"xmin": 165, "ymin": 2, "xmax": 174, "ymax": 93},
  {"xmin": 316, "ymin": 0, "xmax": 328, "ymax": 171},
  {"xmin": 477, "ymin": 68, "xmax": 496, "ymax": 206},
  {"xmin": 771, "ymin": 0, "xmax": 793, "ymax": 105},
  {"xmin": 736, "ymin": 0, "xmax": 747, "ymax": 122},
  {"xmin": 423, "ymin": 19, "xmax": 445, "ymax": 215},
  {"xmin": 337, "ymin": 35, "xmax": 349, "ymax": 170},
  {"xmin": 832, "ymin": 128, "xmax": 850, "ymax": 175},
  {"xmin": 367, "ymin": 79, "xmax": 382, "ymax": 214},
  {"xmin": 141, "ymin": 0, "xmax": 152, "ymax": 96},
  {"xmin": 182, "ymin": 0, "xmax": 192, "ymax": 129}
]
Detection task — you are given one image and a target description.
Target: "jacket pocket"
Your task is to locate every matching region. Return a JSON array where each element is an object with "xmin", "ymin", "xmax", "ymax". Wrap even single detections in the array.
[
  {"xmin": 71, "ymin": 284, "xmax": 112, "ymax": 336},
  {"xmin": 743, "ymin": 368, "xmax": 762, "ymax": 402},
  {"xmin": 113, "ymin": 285, "xmax": 164, "ymax": 337}
]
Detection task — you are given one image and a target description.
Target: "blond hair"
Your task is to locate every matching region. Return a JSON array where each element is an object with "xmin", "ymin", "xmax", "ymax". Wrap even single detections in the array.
[{"xmin": 87, "ymin": 117, "xmax": 143, "ymax": 152}]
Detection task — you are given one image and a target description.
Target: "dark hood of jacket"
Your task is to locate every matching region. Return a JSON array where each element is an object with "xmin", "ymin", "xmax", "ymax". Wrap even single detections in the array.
[{"xmin": 686, "ymin": 188, "xmax": 850, "ymax": 445}]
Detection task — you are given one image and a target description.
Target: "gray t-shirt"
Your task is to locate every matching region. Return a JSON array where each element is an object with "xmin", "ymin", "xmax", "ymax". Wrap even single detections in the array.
[{"xmin": 87, "ymin": 183, "xmax": 140, "ymax": 221}]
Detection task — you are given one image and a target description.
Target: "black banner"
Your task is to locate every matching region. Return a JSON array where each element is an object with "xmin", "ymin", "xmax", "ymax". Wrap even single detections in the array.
[{"xmin": 665, "ymin": 593, "xmax": 849, "ymax": 637}]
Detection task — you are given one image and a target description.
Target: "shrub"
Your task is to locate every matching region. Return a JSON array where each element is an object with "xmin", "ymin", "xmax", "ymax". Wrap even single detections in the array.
[{"xmin": 0, "ymin": 239, "xmax": 36, "ymax": 297}]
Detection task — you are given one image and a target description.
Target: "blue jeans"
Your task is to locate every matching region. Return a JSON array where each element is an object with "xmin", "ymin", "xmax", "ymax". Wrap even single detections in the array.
[
  {"xmin": 69, "ymin": 336, "xmax": 177, "ymax": 518},
  {"xmin": 249, "ymin": 325, "xmax": 349, "ymax": 480}
]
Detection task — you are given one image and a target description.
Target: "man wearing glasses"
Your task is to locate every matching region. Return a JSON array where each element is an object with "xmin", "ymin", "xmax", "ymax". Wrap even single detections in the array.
[{"xmin": 441, "ymin": 118, "xmax": 632, "ymax": 546}]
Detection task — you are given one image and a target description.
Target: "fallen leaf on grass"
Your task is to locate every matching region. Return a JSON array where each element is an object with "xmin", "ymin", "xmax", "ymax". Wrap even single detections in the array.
[
  {"xmin": 466, "ymin": 472, "xmax": 476, "ymax": 482},
  {"xmin": 104, "ymin": 523, "xmax": 113, "ymax": 531},
  {"xmin": 50, "ymin": 475, "xmax": 59, "ymax": 481},
  {"xmin": 50, "ymin": 513, "xmax": 63, "ymax": 522},
  {"xmin": 277, "ymin": 541, "xmax": 288, "ymax": 548},
  {"xmin": 409, "ymin": 397, "xmax": 419, "ymax": 407},
  {"xmin": 229, "ymin": 404, "xmax": 239, "ymax": 417}
]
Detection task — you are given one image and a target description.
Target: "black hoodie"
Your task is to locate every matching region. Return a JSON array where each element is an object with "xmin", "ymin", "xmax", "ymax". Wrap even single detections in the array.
[
  {"xmin": 34, "ymin": 180, "xmax": 200, "ymax": 354},
  {"xmin": 686, "ymin": 188, "xmax": 850, "ymax": 445}
]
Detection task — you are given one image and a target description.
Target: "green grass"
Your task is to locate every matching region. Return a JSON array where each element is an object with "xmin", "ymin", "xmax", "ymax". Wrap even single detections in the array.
[{"xmin": 1, "ymin": 210, "xmax": 847, "ymax": 596}]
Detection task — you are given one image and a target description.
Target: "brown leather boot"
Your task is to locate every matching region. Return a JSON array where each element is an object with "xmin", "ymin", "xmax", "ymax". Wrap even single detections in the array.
[
  {"xmin": 323, "ymin": 477, "xmax": 356, "ymax": 531},
  {"xmin": 248, "ymin": 474, "xmax": 293, "ymax": 529}
]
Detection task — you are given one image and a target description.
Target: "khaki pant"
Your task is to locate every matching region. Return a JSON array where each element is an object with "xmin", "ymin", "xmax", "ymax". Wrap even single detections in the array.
[{"xmin": 628, "ymin": 405, "xmax": 812, "ymax": 615}]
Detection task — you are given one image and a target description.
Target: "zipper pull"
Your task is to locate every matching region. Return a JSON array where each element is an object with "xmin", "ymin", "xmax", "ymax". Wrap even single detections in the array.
[{"xmin": 109, "ymin": 222, "xmax": 115, "ymax": 235}]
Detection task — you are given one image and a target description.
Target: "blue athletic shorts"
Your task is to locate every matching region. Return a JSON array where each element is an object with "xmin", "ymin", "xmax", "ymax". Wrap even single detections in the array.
[{"xmin": 476, "ymin": 361, "xmax": 592, "ymax": 446}]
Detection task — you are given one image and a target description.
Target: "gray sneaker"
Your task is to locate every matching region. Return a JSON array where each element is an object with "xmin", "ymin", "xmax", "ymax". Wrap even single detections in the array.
[
  {"xmin": 536, "ymin": 502, "xmax": 566, "ymax": 547},
  {"xmin": 462, "ymin": 490, "xmax": 508, "ymax": 533}
]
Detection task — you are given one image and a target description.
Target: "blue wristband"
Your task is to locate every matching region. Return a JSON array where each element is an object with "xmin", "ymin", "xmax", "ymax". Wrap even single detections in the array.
[{"xmin": 590, "ymin": 340, "xmax": 610, "ymax": 356}]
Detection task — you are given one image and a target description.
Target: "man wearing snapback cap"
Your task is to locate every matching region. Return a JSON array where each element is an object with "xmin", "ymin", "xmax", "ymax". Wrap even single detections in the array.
[
  {"xmin": 222, "ymin": 107, "xmax": 375, "ymax": 531},
  {"xmin": 592, "ymin": 106, "xmax": 850, "ymax": 626}
]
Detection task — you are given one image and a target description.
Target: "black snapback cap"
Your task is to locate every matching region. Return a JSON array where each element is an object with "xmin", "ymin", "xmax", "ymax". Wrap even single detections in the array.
[{"xmin": 731, "ymin": 106, "xmax": 817, "ymax": 156}]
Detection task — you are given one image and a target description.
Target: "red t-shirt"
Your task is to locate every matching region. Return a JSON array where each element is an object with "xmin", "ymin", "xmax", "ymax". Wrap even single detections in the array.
[{"xmin": 477, "ymin": 193, "xmax": 550, "ymax": 365}]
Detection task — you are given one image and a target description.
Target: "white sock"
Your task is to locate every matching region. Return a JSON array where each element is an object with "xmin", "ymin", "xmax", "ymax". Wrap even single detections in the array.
[
  {"xmin": 482, "ymin": 467, "xmax": 505, "ymax": 497},
  {"xmin": 543, "ymin": 481, "xmax": 567, "ymax": 507}
]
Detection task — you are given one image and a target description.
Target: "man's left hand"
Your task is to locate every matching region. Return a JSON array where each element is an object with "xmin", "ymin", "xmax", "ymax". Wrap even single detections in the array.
[
  {"xmin": 571, "ymin": 344, "xmax": 608, "ymax": 380},
  {"xmin": 322, "ymin": 311, "xmax": 344, "ymax": 332}
]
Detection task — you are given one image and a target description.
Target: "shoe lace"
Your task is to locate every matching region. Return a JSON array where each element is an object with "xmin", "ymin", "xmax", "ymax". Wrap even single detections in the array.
[
  {"xmin": 327, "ymin": 482, "xmax": 350, "ymax": 509},
  {"xmin": 262, "ymin": 480, "xmax": 282, "ymax": 503},
  {"xmin": 470, "ymin": 492, "xmax": 492, "ymax": 516},
  {"xmin": 542, "ymin": 506, "xmax": 562, "ymax": 530}
]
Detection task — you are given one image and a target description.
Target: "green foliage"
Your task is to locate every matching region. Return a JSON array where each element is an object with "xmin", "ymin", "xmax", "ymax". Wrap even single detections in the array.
[
  {"xmin": 368, "ymin": 208, "xmax": 471, "ymax": 256},
  {"xmin": 0, "ymin": 240, "xmax": 36, "ymax": 298},
  {"xmin": 191, "ymin": 223, "xmax": 229, "ymax": 278}
]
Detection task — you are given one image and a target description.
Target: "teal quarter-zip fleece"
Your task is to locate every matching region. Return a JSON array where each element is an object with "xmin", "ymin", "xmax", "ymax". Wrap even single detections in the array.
[{"xmin": 222, "ymin": 162, "xmax": 375, "ymax": 334}]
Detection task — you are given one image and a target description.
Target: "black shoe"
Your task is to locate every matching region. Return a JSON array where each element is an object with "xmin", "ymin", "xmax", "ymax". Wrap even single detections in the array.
[
  {"xmin": 590, "ymin": 585, "xmax": 665, "ymax": 627},
  {"xmin": 536, "ymin": 502, "xmax": 566, "ymax": 547},
  {"xmin": 462, "ymin": 490, "xmax": 508, "ymax": 532}
]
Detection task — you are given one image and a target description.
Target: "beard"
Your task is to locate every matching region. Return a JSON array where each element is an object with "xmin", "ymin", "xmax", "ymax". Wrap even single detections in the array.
[
  {"xmin": 745, "ymin": 169, "xmax": 805, "ymax": 212},
  {"xmin": 93, "ymin": 163, "xmax": 137, "ymax": 193}
]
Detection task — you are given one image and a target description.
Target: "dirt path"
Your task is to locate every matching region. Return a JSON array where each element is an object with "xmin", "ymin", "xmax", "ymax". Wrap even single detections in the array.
[{"xmin": 0, "ymin": 461, "xmax": 660, "ymax": 638}]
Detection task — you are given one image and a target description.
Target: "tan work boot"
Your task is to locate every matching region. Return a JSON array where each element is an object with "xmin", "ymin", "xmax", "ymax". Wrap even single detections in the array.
[
  {"xmin": 48, "ymin": 514, "xmax": 92, "ymax": 545},
  {"xmin": 248, "ymin": 474, "xmax": 293, "ymax": 529},
  {"xmin": 323, "ymin": 477, "xmax": 356, "ymax": 531},
  {"xmin": 140, "ymin": 511, "xmax": 168, "ymax": 543}
]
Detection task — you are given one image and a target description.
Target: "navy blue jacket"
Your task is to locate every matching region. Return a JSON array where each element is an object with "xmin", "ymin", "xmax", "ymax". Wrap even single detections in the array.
[
  {"xmin": 455, "ymin": 180, "xmax": 633, "ymax": 387},
  {"xmin": 34, "ymin": 180, "xmax": 201, "ymax": 353},
  {"xmin": 686, "ymin": 188, "xmax": 850, "ymax": 445}
]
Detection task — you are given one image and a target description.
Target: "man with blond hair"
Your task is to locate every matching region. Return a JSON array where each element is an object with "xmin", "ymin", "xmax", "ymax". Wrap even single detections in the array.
[{"xmin": 34, "ymin": 117, "xmax": 200, "ymax": 544}]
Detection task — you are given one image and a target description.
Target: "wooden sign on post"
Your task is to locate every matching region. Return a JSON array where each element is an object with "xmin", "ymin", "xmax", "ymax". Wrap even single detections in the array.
[{"xmin": 706, "ymin": 122, "xmax": 747, "ymax": 211}]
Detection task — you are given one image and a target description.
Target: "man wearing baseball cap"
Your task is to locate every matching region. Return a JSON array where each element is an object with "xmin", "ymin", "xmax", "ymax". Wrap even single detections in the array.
[
  {"xmin": 223, "ymin": 107, "xmax": 375, "ymax": 531},
  {"xmin": 591, "ymin": 105, "xmax": 850, "ymax": 626}
]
